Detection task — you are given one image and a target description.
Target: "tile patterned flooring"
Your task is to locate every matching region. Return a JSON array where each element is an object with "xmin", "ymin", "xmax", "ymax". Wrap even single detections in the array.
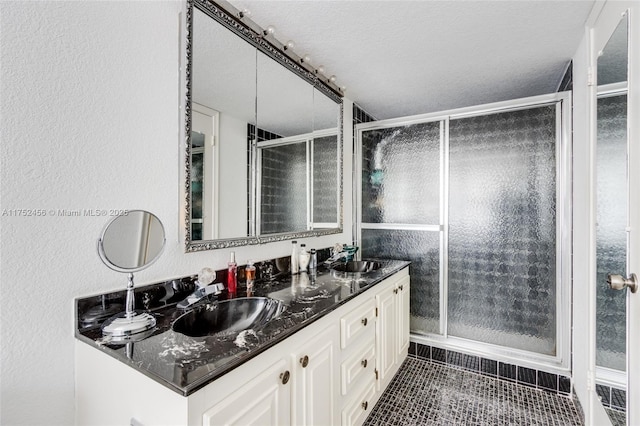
[{"xmin": 364, "ymin": 357, "xmax": 584, "ymax": 426}]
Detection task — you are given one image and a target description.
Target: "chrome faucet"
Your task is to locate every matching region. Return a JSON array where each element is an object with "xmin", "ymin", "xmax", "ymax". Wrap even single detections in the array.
[
  {"xmin": 177, "ymin": 268, "xmax": 224, "ymax": 310},
  {"xmin": 324, "ymin": 243, "xmax": 359, "ymax": 265}
]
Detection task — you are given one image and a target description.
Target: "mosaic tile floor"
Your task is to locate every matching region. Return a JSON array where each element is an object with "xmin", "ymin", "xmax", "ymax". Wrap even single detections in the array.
[{"xmin": 364, "ymin": 357, "xmax": 584, "ymax": 426}]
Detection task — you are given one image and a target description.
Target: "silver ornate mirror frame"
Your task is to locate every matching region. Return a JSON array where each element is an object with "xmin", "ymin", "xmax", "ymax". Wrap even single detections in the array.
[{"xmin": 184, "ymin": 0, "xmax": 344, "ymax": 252}]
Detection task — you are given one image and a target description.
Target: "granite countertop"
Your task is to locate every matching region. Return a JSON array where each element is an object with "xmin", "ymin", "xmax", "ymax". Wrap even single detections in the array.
[{"xmin": 75, "ymin": 259, "xmax": 410, "ymax": 396}]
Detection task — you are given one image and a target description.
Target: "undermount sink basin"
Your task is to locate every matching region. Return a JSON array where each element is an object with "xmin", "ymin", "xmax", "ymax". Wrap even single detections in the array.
[
  {"xmin": 331, "ymin": 260, "xmax": 381, "ymax": 274},
  {"xmin": 172, "ymin": 297, "xmax": 285, "ymax": 338}
]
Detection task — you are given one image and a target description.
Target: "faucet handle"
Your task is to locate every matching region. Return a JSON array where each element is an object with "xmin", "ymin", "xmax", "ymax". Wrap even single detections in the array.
[{"xmin": 196, "ymin": 267, "xmax": 216, "ymax": 288}]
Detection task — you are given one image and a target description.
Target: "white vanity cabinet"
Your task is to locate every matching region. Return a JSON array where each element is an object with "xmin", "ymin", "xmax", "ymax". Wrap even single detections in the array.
[
  {"xmin": 340, "ymin": 268, "xmax": 410, "ymax": 426},
  {"xmin": 291, "ymin": 325, "xmax": 340, "ymax": 426},
  {"xmin": 376, "ymin": 273, "xmax": 410, "ymax": 391},
  {"xmin": 200, "ymin": 324, "xmax": 340, "ymax": 426},
  {"xmin": 338, "ymin": 296, "xmax": 376, "ymax": 425},
  {"xmin": 75, "ymin": 268, "xmax": 409, "ymax": 426},
  {"xmin": 200, "ymin": 357, "xmax": 292, "ymax": 426}
]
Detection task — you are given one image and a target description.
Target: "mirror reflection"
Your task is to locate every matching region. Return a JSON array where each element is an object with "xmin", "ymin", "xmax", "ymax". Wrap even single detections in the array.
[
  {"xmin": 186, "ymin": 0, "xmax": 343, "ymax": 250},
  {"xmin": 99, "ymin": 210, "xmax": 165, "ymax": 271},
  {"xmin": 256, "ymin": 51, "xmax": 313, "ymax": 138},
  {"xmin": 191, "ymin": 7, "xmax": 256, "ymax": 241},
  {"xmin": 595, "ymin": 14, "xmax": 628, "ymax": 424}
]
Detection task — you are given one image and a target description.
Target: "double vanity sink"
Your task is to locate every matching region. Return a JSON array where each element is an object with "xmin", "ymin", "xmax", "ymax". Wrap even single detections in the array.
[{"xmin": 75, "ymin": 259, "xmax": 406, "ymax": 396}]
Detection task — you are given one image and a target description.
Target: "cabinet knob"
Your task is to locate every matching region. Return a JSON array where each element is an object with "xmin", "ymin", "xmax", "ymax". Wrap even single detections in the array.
[
  {"xmin": 399, "ymin": 284, "xmax": 404, "ymax": 291},
  {"xmin": 361, "ymin": 317, "xmax": 368, "ymax": 326},
  {"xmin": 300, "ymin": 355, "xmax": 309, "ymax": 368},
  {"xmin": 361, "ymin": 359, "xmax": 368, "ymax": 368},
  {"xmin": 393, "ymin": 288, "xmax": 398, "ymax": 294},
  {"xmin": 280, "ymin": 371, "xmax": 290, "ymax": 385},
  {"xmin": 361, "ymin": 401, "xmax": 368, "ymax": 410}
]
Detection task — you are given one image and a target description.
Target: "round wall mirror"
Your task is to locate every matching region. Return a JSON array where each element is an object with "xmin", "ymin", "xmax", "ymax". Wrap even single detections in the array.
[{"xmin": 97, "ymin": 210, "xmax": 166, "ymax": 340}]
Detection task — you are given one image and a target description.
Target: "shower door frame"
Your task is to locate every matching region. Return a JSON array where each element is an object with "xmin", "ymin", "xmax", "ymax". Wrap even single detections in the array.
[{"xmin": 355, "ymin": 92, "xmax": 573, "ymax": 374}]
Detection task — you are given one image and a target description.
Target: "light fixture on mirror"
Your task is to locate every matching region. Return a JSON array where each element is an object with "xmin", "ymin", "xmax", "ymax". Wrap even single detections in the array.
[
  {"xmin": 201, "ymin": 0, "xmax": 344, "ymax": 96},
  {"xmin": 263, "ymin": 25, "xmax": 276, "ymax": 37}
]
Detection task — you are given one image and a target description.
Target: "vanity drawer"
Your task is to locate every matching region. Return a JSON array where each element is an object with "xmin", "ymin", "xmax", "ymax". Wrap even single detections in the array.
[
  {"xmin": 341, "ymin": 341, "xmax": 376, "ymax": 396},
  {"xmin": 341, "ymin": 379, "xmax": 376, "ymax": 426},
  {"xmin": 340, "ymin": 299, "xmax": 376, "ymax": 350}
]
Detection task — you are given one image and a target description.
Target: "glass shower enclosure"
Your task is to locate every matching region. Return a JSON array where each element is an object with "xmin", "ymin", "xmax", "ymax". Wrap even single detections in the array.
[{"xmin": 356, "ymin": 93, "xmax": 572, "ymax": 371}]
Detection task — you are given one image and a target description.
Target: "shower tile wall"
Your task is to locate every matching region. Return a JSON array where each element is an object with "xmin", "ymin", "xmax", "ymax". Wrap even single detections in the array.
[
  {"xmin": 248, "ymin": 125, "xmax": 285, "ymax": 234},
  {"xmin": 259, "ymin": 142, "xmax": 307, "ymax": 234},
  {"xmin": 409, "ymin": 342, "xmax": 572, "ymax": 396},
  {"xmin": 353, "ymin": 103, "xmax": 376, "ymax": 127},
  {"xmin": 596, "ymin": 383, "xmax": 627, "ymax": 411}
]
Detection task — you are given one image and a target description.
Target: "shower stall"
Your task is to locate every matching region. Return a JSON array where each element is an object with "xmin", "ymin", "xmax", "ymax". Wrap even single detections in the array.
[{"xmin": 355, "ymin": 93, "xmax": 572, "ymax": 373}]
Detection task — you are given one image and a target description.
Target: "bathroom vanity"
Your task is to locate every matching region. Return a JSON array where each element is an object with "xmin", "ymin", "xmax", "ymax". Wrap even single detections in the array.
[{"xmin": 75, "ymin": 260, "xmax": 410, "ymax": 426}]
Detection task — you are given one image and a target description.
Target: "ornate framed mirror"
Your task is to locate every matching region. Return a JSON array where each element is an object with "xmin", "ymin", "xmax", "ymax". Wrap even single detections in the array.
[{"xmin": 184, "ymin": 0, "xmax": 344, "ymax": 252}]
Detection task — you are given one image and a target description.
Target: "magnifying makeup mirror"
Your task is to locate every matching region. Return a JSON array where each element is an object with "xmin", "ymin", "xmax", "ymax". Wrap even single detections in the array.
[{"xmin": 97, "ymin": 210, "xmax": 166, "ymax": 340}]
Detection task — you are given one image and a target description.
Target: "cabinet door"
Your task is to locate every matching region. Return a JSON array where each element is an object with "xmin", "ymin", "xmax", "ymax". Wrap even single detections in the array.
[
  {"xmin": 341, "ymin": 379, "xmax": 376, "ymax": 426},
  {"xmin": 293, "ymin": 324, "xmax": 340, "ymax": 426},
  {"xmin": 202, "ymin": 358, "xmax": 291, "ymax": 426},
  {"xmin": 375, "ymin": 283, "xmax": 396, "ymax": 389},
  {"xmin": 396, "ymin": 276, "xmax": 411, "ymax": 359}
]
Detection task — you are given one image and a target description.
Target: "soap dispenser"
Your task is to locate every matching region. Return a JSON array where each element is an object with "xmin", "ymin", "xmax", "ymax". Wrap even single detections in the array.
[
  {"xmin": 245, "ymin": 260, "xmax": 256, "ymax": 296},
  {"xmin": 298, "ymin": 243, "xmax": 310, "ymax": 272}
]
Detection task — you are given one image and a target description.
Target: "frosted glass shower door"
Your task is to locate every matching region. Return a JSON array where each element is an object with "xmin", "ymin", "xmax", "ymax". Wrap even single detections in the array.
[
  {"xmin": 359, "ymin": 121, "xmax": 443, "ymax": 335},
  {"xmin": 448, "ymin": 106, "xmax": 559, "ymax": 355}
]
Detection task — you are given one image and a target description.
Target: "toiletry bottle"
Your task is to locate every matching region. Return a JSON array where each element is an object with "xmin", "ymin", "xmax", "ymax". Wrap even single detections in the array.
[
  {"xmin": 291, "ymin": 240, "xmax": 299, "ymax": 274},
  {"xmin": 227, "ymin": 251, "xmax": 237, "ymax": 295},
  {"xmin": 298, "ymin": 243, "xmax": 310, "ymax": 272},
  {"xmin": 309, "ymin": 248, "xmax": 317, "ymax": 272},
  {"xmin": 245, "ymin": 260, "xmax": 256, "ymax": 296}
]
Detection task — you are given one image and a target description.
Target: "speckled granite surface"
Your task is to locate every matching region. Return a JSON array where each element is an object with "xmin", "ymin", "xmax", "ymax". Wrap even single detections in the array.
[{"xmin": 75, "ymin": 259, "xmax": 410, "ymax": 396}]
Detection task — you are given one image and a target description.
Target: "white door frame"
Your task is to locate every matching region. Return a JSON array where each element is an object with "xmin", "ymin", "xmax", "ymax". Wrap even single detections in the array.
[{"xmin": 581, "ymin": 2, "xmax": 639, "ymax": 424}]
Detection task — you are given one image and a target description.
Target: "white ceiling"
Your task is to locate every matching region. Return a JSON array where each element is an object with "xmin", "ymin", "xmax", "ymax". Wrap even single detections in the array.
[{"xmin": 228, "ymin": 0, "xmax": 595, "ymax": 120}]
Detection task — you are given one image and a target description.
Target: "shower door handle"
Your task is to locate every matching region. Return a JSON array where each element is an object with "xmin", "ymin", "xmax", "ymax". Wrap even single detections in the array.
[{"xmin": 607, "ymin": 273, "xmax": 638, "ymax": 293}]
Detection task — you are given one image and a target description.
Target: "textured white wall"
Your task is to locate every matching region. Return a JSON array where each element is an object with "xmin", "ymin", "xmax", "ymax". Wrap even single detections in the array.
[{"xmin": 0, "ymin": 2, "xmax": 351, "ymax": 425}]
